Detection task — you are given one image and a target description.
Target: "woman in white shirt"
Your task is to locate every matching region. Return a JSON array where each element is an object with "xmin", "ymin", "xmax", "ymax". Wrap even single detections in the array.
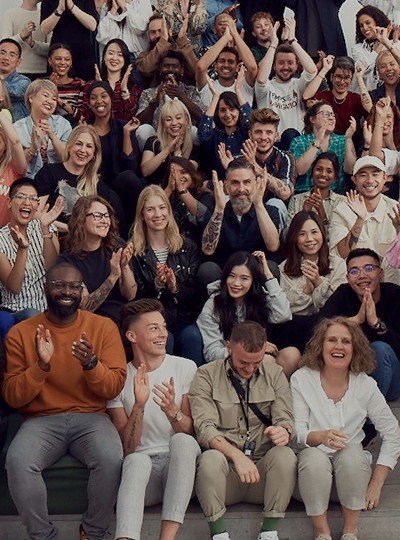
[{"xmin": 291, "ymin": 316, "xmax": 400, "ymax": 540}]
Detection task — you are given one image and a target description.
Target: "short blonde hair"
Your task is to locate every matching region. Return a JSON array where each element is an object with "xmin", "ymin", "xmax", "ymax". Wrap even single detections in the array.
[
  {"xmin": 25, "ymin": 79, "xmax": 58, "ymax": 110},
  {"xmin": 157, "ymin": 100, "xmax": 193, "ymax": 159}
]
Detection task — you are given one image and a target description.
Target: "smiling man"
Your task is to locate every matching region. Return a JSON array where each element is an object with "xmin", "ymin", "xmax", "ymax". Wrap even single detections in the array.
[
  {"xmin": 189, "ymin": 320, "xmax": 296, "ymax": 540},
  {"xmin": 0, "ymin": 38, "xmax": 30, "ymax": 121},
  {"xmin": 329, "ymin": 155, "xmax": 400, "ymax": 283},
  {"xmin": 2, "ymin": 261, "xmax": 127, "ymax": 540},
  {"xmin": 319, "ymin": 248, "xmax": 400, "ymax": 402}
]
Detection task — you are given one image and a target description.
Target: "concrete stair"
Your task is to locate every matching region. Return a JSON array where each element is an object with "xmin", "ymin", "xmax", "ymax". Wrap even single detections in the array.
[{"xmin": 1, "ymin": 400, "xmax": 399, "ymax": 540}]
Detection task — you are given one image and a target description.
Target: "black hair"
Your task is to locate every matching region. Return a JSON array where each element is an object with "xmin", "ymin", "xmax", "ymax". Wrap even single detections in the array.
[
  {"xmin": 9, "ymin": 177, "xmax": 37, "ymax": 198},
  {"xmin": 346, "ymin": 248, "xmax": 381, "ymax": 267},
  {"xmin": 311, "ymin": 151, "xmax": 340, "ymax": 178},
  {"xmin": 100, "ymin": 39, "xmax": 133, "ymax": 84},
  {"xmin": 0, "ymin": 38, "xmax": 22, "ymax": 58},
  {"xmin": 355, "ymin": 6, "xmax": 390, "ymax": 43},
  {"xmin": 214, "ymin": 91, "xmax": 241, "ymax": 131}
]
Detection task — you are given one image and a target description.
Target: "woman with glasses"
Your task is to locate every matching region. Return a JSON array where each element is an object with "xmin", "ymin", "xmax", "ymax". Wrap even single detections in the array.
[
  {"xmin": 58, "ymin": 194, "xmax": 136, "ymax": 326},
  {"xmin": 34, "ymin": 123, "xmax": 126, "ymax": 235},
  {"xmin": 289, "ymin": 101, "xmax": 357, "ymax": 194},
  {"xmin": 279, "ymin": 210, "xmax": 346, "ymax": 316},
  {"xmin": 291, "ymin": 316, "xmax": 400, "ymax": 540},
  {"xmin": 0, "ymin": 177, "xmax": 63, "ymax": 337}
]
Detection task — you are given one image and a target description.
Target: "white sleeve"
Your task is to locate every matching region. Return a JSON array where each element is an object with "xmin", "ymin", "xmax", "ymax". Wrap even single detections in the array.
[{"xmin": 382, "ymin": 148, "xmax": 400, "ymax": 176}]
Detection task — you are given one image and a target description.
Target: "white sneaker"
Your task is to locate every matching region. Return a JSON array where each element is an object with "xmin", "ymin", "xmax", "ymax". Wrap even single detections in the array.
[
  {"xmin": 212, "ymin": 533, "xmax": 231, "ymax": 540},
  {"xmin": 257, "ymin": 532, "xmax": 280, "ymax": 540}
]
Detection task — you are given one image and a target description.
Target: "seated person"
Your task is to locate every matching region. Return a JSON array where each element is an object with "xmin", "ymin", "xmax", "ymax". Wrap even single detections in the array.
[
  {"xmin": 58, "ymin": 195, "xmax": 137, "ymax": 326},
  {"xmin": 136, "ymin": 49, "xmax": 204, "ymax": 150},
  {"xmin": 130, "ymin": 185, "xmax": 203, "ymax": 366},
  {"xmin": 201, "ymin": 157, "xmax": 280, "ymax": 273},
  {"xmin": 289, "ymin": 101, "xmax": 356, "ymax": 194},
  {"xmin": 0, "ymin": 38, "xmax": 30, "ymax": 121},
  {"xmin": 291, "ymin": 316, "xmax": 400, "ymax": 540},
  {"xmin": 85, "ymin": 81, "xmax": 143, "ymax": 229},
  {"xmin": 329, "ymin": 154, "xmax": 399, "ymax": 283},
  {"xmin": 82, "ymin": 38, "xmax": 141, "ymax": 123},
  {"xmin": 47, "ymin": 43, "xmax": 86, "ymax": 126},
  {"xmin": 279, "ymin": 211, "xmax": 347, "ymax": 316},
  {"xmin": 0, "ymin": 177, "xmax": 62, "ymax": 337},
  {"xmin": 320, "ymin": 247, "xmax": 400, "ymax": 402},
  {"xmin": 141, "ymin": 99, "xmax": 199, "ymax": 187},
  {"xmin": 13, "ymin": 78, "xmax": 72, "ymax": 178},
  {"xmin": 2, "ymin": 261, "xmax": 126, "ymax": 540},
  {"xmin": 196, "ymin": 250, "xmax": 299, "ymax": 377},
  {"xmin": 34, "ymin": 124, "xmax": 126, "ymax": 235},
  {"xmin": 163, "ymin": 157, "xmax": 214, "ymax": 247},
  {"xmin": 198, "ymin": 68, "xmax": 251, "ymax": 179},
  {"xmin": 0, "ymin": 108, "xmax": 27, "ymax": 228},
  {"xmin": 303, "ymin": 55, "xmax": 370, "ymax": 135},
  {"xmin": 287, "ymin": 152, "xmax": 346, "ymax": 237},
  {"xmin": 189, "ymin": 320, "xmax": 297, "ymax": 540},
  {"xmin": 196, "ymin": 16, "xmax": 257, "ymax": 108},
  {"xmin": 107, "ymin": 298, "xmax": 201, "ymax": 540}
]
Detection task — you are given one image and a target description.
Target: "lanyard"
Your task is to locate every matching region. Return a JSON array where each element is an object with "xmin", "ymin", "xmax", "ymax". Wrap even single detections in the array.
[{"xmin": 228, "ymin": 369, "xmax": 251, "ymax": 439}]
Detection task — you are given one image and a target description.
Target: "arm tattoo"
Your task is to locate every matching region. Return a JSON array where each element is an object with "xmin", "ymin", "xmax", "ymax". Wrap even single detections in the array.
[
  {"xmin": 269, "ymin": 176, "xmax": 290, "ymax": 197},
  {"xmin": 348, "ymin": 226, "xmax": 361, "ymax": 250},
  {"xmin": 202, "ymin": 211, "xmax": 224, "ymax": 255},
  {"xmin": 80, "ymin": 277, "xmax": 115, "ymax": 312},
  {"xmin": 126, "ymin": 411, "xmax": 140, "ymax": 449}
]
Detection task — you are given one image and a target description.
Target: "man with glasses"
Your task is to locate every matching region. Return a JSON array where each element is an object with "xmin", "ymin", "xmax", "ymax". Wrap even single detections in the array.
[
  {"xmin": 319, "ymin": 247, "xmax": 400, "ymax": 403},
  {"xmin": 329, "ymin": 155, "xmax": 400, "ymax": 284},
  {"xmin": 2, "ymin": 261, "xmax": 127, "ymax": 540},
  {"xmin": 303, "ymin": 56, "xmax": 370, "ymax": 135},
  {"xmin": 0, "ymin": 38, "xmax": 30, "ymax": 121},
  {"xmin": 0, "ymin": 177, "xmax": 63, "ymax": 337}
]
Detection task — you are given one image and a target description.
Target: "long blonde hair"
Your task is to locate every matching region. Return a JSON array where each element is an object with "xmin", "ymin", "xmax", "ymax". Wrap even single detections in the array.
[
  {"xmin": 157, "ymin": 99, "xmax": 193, "ymax": 158},
  {"xmin": 63, "ymin": 125, "xmax": 101, "ymax": 196},
  {"xmin": 130, "ymin": 185, "xmax": 183, "ymax": 256}
]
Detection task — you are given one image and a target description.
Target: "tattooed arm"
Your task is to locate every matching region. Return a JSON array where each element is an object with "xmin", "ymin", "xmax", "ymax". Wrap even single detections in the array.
[
  {"xmin": 266, "ymin": 173, "xmax": 293, "ymax": 201},
  {"xmin": 80, "ymin": 250, "xmax": 122, "ymax": 312},
  {"xmin": 201, "ymin": 171, "xmax": 227, "ymax": 256}
]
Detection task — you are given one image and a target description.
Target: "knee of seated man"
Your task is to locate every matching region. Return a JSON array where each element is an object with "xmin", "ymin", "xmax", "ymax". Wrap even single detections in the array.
[
  {"xmin": 170, "ymin": 432, "xmax": 201, "ymax": 455},
  {"xmin": 260, "ymin": 445, "xmax": 297, "ymax": 475}
]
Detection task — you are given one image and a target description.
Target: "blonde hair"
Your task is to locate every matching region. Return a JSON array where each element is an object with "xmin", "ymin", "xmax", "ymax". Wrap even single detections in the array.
[
  {"xmin": 130, "ymin": 185, "xmax": 183, "ymax": 256},
  {"xmin": 25, "ymin": 79, "xmax": 58, "ymax": 111},
  {"xmin": 157, "ymin": 100, "xmax": 193, "ymax": 159},
  {"xmin": 63, "ymin": 125, "xmax": 101, "ymax": 196},
  {"xmin": 0, "ymin": 128, "xmax": 11, "ymax": 177}
]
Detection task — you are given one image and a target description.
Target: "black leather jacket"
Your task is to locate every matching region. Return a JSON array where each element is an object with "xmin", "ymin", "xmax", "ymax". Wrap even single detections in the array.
[{"xmin": 131, "ymin": 237, "xmax": 200, "ymax": 330}]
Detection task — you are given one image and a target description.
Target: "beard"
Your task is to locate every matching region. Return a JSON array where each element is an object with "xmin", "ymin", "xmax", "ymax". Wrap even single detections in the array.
[
  {"xmin": 46, "ymin": 294, "xmax": 80, "ymax": 318},
  {"xmin": 230, "ymin": 194, "xmax": 252, "ymax": 213}
]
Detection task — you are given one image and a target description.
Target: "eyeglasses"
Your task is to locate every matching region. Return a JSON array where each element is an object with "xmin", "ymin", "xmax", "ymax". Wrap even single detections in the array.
[
  {"xmin": 316, "ymin": 111, "xmax": 337, "ymax": 119},
  {"xmin": 347, "ymin": 264, "xmax": 380, "ymax": 277},
  {"xmin": 0, "ymin": 49, "xmax": 19, "ymax": 59},
  {"xmin": 47, "ymin": 280, "xmax": 83, "ymax": 292},
  {"xmin": 86, "ymin": 212, "xmax": 110, "ymax": 221},
  {"xmin": 333, "ymin": 74, "xmax": 352, "ymax": 83},
  {"xmin": 12, "ymin": 194, "xmax": 40, "ymax": 204}
]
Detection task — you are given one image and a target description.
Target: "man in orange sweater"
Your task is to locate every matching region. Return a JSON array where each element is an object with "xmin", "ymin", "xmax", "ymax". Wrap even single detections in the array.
[{"xmin": 2, "ymin": 262, "xmax": 127, "ymax": 540}]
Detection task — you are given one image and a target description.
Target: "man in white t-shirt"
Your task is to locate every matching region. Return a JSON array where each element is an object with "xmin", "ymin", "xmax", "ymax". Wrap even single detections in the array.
[
  {"xmin": 106, "ymin": 298, "xmax": 200, "ymax": 540},
  {"xmin": 196, "ymin": 15, "xmax": 257, "ymax": 108},
  {"xmin": 255, "ymin": 17, "xmax": 317, "ymax": 145}
]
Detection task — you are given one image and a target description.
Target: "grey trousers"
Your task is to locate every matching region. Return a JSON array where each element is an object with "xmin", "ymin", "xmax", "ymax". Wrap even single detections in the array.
[
  {"xmin": 6, "ymin": 413, "xmax": 123, "ymax": 540},
  {"xmin": 114, "ymin": 432, "xmax": 201, "ymax": 540},
  {"xmin": 196, "ymin": 446, "xmax": 297, "ymax": 522},
  {"xmin": 296, "ymin": 445, "xmax": 372, "ymax": 516}
]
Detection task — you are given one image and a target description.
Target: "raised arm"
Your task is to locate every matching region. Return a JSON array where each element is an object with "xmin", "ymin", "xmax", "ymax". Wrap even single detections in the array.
[
  {"xmin": 252, "ymin": 170, "xmax": 280, "ymax": 252},
  {"xmin": 285, "ymin": 17, "xmax": 317, "ymax": 75},
  {"xmin": 0, "ymin": 110, "xmax": 27, "ymax": 175},
  {"xmin": 196, "ymin": 27, "xmax": 232, "ymax": 90},
  {"xmin": 225, "ymin": 17, "xmax": 257, "ymax": 86},
  {"xmin": 256, "ymin": 22, "xmax": 279, "ymax": 84},
  {"xmin": 369, "ymin": 97, "xmax": 390, "ymax": 162},
  {"xmin": 303, "ymin": 55, "xmax": 334, "ymax": 101},
  {"xmin": 201, "ymin": 171, "xmax": 227, "ymax": 256}
]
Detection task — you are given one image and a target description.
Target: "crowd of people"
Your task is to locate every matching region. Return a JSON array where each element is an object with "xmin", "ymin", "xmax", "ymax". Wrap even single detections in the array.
[{"xmin": 1, "ymin": 1, "xmax": 400, "ymax": 540}]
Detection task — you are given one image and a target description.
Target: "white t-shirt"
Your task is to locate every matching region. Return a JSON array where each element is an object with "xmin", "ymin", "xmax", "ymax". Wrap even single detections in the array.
[
  {"xmin": 199, "ymin": 78, "xmax": 254, "ymax": 108},
  {"xmin": 106, "ymin": 354, "xmax": 197, "ymax": 455},
  {"xmin": 255, "ymin": 70, "xmax": 316, "ymax": 136},
  {"xmin": 383, "ymin": 148, "xmax": 400, "ymax": 176}
]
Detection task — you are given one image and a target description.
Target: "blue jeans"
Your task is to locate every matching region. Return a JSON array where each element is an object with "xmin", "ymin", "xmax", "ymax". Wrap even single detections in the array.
[
  {"xmin": 0, "ymin": 308, "xmax": 40, "ymax": 339},
  {"xmin": 371, "ymin": 341, "xmax": 400, "ymax": 401},
  {"xmin": 169, "ymin": 323, "xmax": 204, "ymax": 366},
  {"xmin": 6, "ymin": 413, "xmax": 123, "ymax": 540}
]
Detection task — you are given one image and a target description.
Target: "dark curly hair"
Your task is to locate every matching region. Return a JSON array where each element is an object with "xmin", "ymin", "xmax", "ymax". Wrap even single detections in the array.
[
  {"xmin": 355, "ymin": 6, "xmax": 390, "ymax": 44},
  {"xmin": 283, "ymin": 210, "xmax": 330, "ymax": 278},
  {"xmin": 214, "ymin": 251, "xmax": 270, "ymax": 340}
]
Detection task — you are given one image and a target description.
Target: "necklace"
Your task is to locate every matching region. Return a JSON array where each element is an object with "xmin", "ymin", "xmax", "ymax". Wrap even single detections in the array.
[{"xmin": 333, "ymin": 94, "xmax": 346, "ymax": 104}]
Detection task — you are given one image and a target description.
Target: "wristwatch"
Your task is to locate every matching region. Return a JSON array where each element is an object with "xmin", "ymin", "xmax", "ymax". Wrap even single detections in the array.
[
  {"xmin": 372, "ymin": 319, "xmax": 387, "ymax": 334},
  {"xmin": 83, "ymin": 354, "xmax": 98, "ymax": 370},
  {"xmin": 170, "ymin": 409, "xmax": 183, "ymax": 423},
  {"xmin": 178, "ymin": 188, "xmax": 188, "ymax": 195}
]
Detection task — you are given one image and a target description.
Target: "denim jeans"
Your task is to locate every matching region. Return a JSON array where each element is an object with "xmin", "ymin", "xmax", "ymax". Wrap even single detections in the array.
[
  {"xmin": 371, "ymin": 341, "xmax": 400, "ymax": 401},
  {"xmin": 6, "ymin": 413, "xmax": 123, "ymax": 540},
  {"xmin": 114, "ymin": 432, "xmax": 201, "ymax": 540}
]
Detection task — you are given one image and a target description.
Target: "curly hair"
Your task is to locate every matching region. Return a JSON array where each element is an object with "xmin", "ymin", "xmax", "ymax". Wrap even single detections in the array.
[
  {"xmin": 214, "ymin": 251, "xmax": 270, "ymax": 340},
  {"xmin": 63, "ymin": 195, "xmax": 120, "ymax": 258},
  {"xmin": 283, "ymin": 210, "xmax": 330, "ymax": 277},
  {"xmin": 300, "ymin": 316, "xmax": 376, "ymax": 374},
  {"xmin": 355, "ymin": 6, "xmax": 390, "ymax": 44},
  {"xmin": 157, "ymin": 100, "xmax": 193, "ymax": 159},
  {"xmin": 366, "ymin": 100, "xmax": 400, "ymax": 150},
  {"xmin": 63, "ymin": 125, "xmax": 101, "ymax": 196},
  {"xmin": 130, "ymin": 185, "xmax": 183, "ymax": 256}
]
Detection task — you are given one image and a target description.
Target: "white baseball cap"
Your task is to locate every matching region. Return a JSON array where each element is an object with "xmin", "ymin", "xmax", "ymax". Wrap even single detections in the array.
[{"xmin": 353, "ymin": 155, "xmax": 386, "ymax": 175}]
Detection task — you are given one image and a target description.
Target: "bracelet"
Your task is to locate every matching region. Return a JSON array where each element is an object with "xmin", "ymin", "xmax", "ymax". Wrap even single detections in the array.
[
  {"xmin": 288, "ymin": 38, "xmax": 298, "ymax": 45},
  {"xmin": 70, "ymin": 3, "xmax": 75, "ymax": 12},
  {"xmin": 363, "ymin": 145, "xmax": 370, "ymax": 151},
  {"xmin": 54, "ymin": 9, "xmax": 62, "ymax": 16},
  {"xmin": 178, "ymin": 188, "xmax": 188, "ymax": 195},
  {"xmin": 42, "ymin": 233, "xmax": 53, "ymax": 239},
  {"xmin": 317, "ymin": 73, "xmax": 325, "ymax": 80},
  {"xmin": 374, "ymin": 123, "xmax": 384, "ymax": 128},
  {"xmin": 269, "ymin": 45, "xmax": 277, "ymax": 50},
  {"xmin": 312, "ymin": 141, "xmax": 321, "ymax": 149}
]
